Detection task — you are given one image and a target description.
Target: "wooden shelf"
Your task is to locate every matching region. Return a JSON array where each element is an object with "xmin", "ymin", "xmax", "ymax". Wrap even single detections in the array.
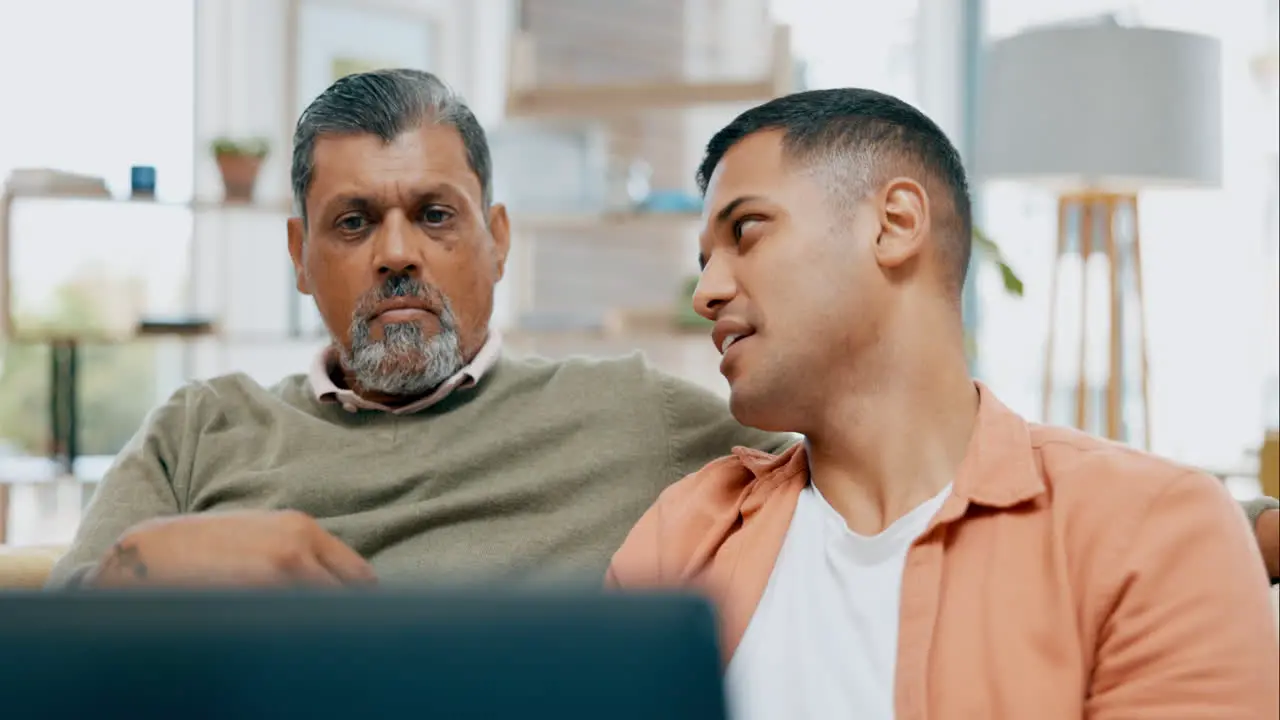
[
  {"xmin": 498, "ymin": 21, "xmax": 792, "ymax": 335},
  {"xmin": 505, "ymin": 326, "xmax": 707, "ymax": 344},
  {"xmin": 2, "ymin": 189, "xmax": 292, "ymax": 214},
  {"xmin": 8, "ymin": 320, "xmax": 218, "ymax": 345},
  {"xmin": 136, "ymin": 317, "xmax": 218, "ymax": 337},
  {"xmin": 506, "ymin": 306, "xmax": 710, "ymax": 344},
  {"xmin": 0, "ymin": 187, "xmax": 297, "ymax": 342},
  {"xmin": 3, "ymin": 327, "xmax": 336, "ymax": 346},
  {"xmin": 504, "ymin": 25, "xmax": 794, "ymax": 119},
  {"xmin": 514, "ymin": 209, "xmax": 700, "ymax": 232},
  {"xmin": 507, "ymin": 77, "xmax": 785, "ymax": 118}
]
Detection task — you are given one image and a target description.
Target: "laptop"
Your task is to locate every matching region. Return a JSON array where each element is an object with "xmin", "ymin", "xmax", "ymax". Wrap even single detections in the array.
[{"xmin": 0, "ymin": 589, "xmax": 727, "ymax": 719}]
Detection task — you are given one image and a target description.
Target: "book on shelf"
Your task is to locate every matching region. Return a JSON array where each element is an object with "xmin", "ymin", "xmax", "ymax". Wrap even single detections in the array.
[{"xmin": 3, "ymin": 169, "xmax": 109, "ymax": 198}]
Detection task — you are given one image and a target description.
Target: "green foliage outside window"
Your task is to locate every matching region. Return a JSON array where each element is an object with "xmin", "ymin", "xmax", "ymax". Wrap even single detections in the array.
[{"xmin": 0, "ymin": 282, "xmax": 156, "ymax": 458}]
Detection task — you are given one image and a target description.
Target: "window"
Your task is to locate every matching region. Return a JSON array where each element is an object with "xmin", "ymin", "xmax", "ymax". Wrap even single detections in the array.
[
  {"xmin": 977, "ymin": 0, "xmax": 1279, "ymax": 470},
  {"xmin": 0, "ymin": 0, "xmax": 194, "ymax": 544},
  {"xmin": 0, "ymin": 1, "xmax": 195, "ymax": 201},
  {"xmin": 770, "ymin": 0, "xmax": 921, "ymax": 101},
  {"xmin": 1259, "ymin": 0, "xmax": 1279, "ymax": 430},
  {"xmin": 1265, "ymin": 155, "xmax": 1279, "ymax": 428}
]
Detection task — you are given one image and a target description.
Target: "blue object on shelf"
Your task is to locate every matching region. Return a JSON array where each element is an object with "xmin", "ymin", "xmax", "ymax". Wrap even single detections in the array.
[
  {"xmin": 638, "ymin": 190, "xmax": 701, "ymax": 214},
  {"xmin": 130, "ymin": 165, "xmax": 156, "ymax": 198}
]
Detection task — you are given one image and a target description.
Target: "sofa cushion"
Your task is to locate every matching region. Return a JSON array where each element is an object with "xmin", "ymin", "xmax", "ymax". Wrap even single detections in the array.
[{"xmin": 0, "ymin": 546, "xmax": 67, "ymax": 590}]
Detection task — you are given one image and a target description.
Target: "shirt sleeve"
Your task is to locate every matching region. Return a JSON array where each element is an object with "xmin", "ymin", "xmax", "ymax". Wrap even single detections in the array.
[
  {"xmin": 657, "ymin": 371, "xmax": 799, "ymax": 481},
  {"xmin": 1086, "ymin": 471, "xmax": 1280, "ymax": 719},
  {"xmin": 1240, "ymin": 495, "xmax": 1279, "ymax": 529},
  {"xmin": 45, "ymin": 384, "xmax": 199, "ymax": 588},
  {"xmin": 606, "ymin": 497, "xmax": 665, "ymax": 589}
]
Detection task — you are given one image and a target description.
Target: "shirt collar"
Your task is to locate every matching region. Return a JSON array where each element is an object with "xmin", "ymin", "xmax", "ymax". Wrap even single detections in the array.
[
  {"xmin": 308, "ymin": 330, "xmax": 503, "ymax": 416},
  {"xmin": 946, "ymin": 381, "xmax": 1044, "ymax": 509}
]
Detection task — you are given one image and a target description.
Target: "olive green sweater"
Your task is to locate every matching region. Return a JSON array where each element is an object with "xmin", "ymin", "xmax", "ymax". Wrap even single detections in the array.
[{"xmin": 48, "ymin": 353, "xmax": 793, "ymax": 588}]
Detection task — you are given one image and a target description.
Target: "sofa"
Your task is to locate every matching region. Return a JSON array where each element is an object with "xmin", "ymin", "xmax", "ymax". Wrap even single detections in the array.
[
  {"xmin": 0, "ymin": 545, "xmax": 66, "ymax": 589},
  {"xmin": 1, "ymin": 546, "xmax": 1277, "ymax": 634}
]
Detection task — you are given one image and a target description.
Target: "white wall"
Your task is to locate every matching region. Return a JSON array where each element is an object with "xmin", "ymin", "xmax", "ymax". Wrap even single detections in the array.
[{"xmin": 913, "ymin": 0, "xmax": 967, "ymax": 148}]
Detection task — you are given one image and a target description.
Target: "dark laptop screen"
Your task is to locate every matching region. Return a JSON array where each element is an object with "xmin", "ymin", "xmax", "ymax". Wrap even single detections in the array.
[{"xmin": 0, "ymin": 590, "xmax": 727, "ymax": 720}]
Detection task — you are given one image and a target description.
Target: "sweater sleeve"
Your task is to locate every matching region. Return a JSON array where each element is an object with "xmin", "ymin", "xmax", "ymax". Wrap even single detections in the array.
[
  {"xmin": 1242, "ymin": 495, "xmax": 1280, "ymax": 582},
  {"xmin": 656, "ymin": 372, "xmax": 799, "ymax": 481},
  {"xmin": 45, "ymin": 384, "xmax": 199, "ymax": 589},
  {"xmin": 1240, "ymin": 495, "xmax": 1278, "ymax": 528}
]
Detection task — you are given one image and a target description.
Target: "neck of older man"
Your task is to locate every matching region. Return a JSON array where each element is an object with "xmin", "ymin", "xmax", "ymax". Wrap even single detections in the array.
[{"xmin": 804, "ymin": 297, "xmax": 977, "ymax": 536}]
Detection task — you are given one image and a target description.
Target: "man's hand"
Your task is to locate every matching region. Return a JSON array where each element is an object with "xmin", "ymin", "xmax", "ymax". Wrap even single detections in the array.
[{"xmin": 85, "ymin": 510, "xmax": 377, "ymax": 589}]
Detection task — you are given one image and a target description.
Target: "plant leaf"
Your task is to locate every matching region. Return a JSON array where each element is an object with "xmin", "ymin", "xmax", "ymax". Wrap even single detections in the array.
[
  {"xmin": 999, "ymin": 261, "xmax": 1024, "ymax": 297},
  {"xmin": 972, "ymin": 227, "xmax": 1024, "ymax": 297},
  {"xmin": 972, "ymin": 226, "xmax": 1000, "ymax": 256}
]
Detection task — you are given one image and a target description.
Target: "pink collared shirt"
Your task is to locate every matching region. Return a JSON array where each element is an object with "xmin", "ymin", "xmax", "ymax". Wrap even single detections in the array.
[{"xmin": 308, "ymin": 330, "xmax": 503, "ymax": 415}]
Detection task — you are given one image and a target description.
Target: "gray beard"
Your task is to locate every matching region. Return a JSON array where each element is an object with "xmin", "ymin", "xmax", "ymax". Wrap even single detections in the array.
[{"xmin": 339, "ymin": 296, "xmax": 465, "ymax": 398}]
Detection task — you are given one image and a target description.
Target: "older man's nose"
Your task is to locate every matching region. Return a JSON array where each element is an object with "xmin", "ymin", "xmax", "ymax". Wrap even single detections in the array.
[{"xmin": 373, "ymin": 213, "xmax": 420, "ymax": 277}]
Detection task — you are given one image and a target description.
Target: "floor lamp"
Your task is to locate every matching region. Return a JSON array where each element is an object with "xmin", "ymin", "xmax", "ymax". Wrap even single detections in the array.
[{"xmin": 977, "ymin": 19, "xmax": 1222, "ymax": 448}]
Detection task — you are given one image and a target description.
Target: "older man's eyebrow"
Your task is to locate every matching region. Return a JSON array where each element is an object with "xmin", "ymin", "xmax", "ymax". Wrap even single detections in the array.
[
  {"xmin": 319, "ymin": 182, "xmax": 472, "ymax": 215},
  {"xmin": 320, "ymin": 194, "xmax": 374, "ymax": 217}
]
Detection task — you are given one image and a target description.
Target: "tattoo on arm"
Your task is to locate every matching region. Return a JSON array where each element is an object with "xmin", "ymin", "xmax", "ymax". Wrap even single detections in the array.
[{"xmin": 102, "ymin": 541, "xmax": 148, "ymax": 581}]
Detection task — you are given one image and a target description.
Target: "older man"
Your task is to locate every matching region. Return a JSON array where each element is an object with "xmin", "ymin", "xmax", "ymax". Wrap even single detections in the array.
[
  {"xmin": 48, "ymin": 70, "xmax": 1280, "ymax": 590},
  {"xmin": 47, "ymin": 69, "xmax": 790, "ymax": 588}
]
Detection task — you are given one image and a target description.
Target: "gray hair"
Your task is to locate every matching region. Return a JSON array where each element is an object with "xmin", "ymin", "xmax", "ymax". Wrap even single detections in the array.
[{"xmin": 291, "ymin": 68, "xmax": 493, "ymax": 220}]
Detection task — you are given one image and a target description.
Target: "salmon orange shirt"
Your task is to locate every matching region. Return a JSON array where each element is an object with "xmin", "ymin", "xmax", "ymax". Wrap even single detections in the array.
[{"xmin": 608, "ymin": 384, "xmax": 1280, "ymax": 719}]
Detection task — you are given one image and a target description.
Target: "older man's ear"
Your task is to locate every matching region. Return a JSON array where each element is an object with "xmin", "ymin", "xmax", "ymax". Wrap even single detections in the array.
[{"xmin": 485, "ymin": 202, "xmax": 512, "ymax": 281}]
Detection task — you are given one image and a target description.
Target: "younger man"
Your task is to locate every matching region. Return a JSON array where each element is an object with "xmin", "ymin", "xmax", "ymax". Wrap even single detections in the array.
[{"xmin": 607, "ymin": 88, "xmax": 1279, "ymax": 719}]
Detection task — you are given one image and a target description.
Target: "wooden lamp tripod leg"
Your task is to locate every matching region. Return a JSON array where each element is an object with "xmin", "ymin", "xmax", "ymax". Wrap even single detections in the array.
[
  {"xmin": 1044, "ymin": 197, "xmax": 1068, "ymax": 424},
  {"xmin": 1077, "ymin": 198, "xmax": 1094, "ymax": 432},
  {"xmin": 1129, "ymin": 196, "xmax": 1152, "ymax": 450},
  {"xmin": 1105, "ymin": 196, "xmax": 1122, "ymax": 442}
]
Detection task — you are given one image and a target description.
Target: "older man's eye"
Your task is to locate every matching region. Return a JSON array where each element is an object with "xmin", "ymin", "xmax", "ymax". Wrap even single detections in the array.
[
  {"xmin": 421, "ymin": 207, "xmax": 454, "ymax": 226},
  {"xmin": 336, "ymin": 214, "xmax": 368, "ymax": 232}
]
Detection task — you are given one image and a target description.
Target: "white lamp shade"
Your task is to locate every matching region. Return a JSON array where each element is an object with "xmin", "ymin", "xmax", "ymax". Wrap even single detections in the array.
[{"xmin": 976, "ymin": 21, "xmax": 1222, "ymax": 191}]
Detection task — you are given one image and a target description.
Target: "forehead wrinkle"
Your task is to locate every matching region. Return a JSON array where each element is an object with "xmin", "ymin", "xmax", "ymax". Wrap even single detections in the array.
[
  {"xmin": 319, "ymin": 175, "xmax": 479, "ymax": 218},
  {"xmin": 314, "ymin": 127, "xmax": 482, "ymax": 198}
]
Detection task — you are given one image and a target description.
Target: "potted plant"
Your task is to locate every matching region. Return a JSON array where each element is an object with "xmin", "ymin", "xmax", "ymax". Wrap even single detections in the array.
[{"xmin": 211, "ymin": 137, "xmax": 269, "ymax": 203}]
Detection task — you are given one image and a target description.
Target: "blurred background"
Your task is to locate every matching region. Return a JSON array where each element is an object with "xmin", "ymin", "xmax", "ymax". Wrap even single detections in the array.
[{"xmin": 0, "ymin": 0, "xmax": 1276, "ymax": 546}]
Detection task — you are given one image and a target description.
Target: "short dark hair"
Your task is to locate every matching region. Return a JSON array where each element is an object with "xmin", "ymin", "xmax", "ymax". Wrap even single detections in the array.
[
  {"xmin": 696, "ymin": 88, "xmax": 972, "ymax": 294},
  {"xmin": 291, "ymin": 68, "xmax": 492, "ymax": 221}
]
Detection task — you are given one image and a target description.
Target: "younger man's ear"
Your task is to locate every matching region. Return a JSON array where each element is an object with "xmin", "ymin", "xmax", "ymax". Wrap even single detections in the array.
[{"xmin": 873, "ymin": 177, "xmax": 930, "ymax": 270}]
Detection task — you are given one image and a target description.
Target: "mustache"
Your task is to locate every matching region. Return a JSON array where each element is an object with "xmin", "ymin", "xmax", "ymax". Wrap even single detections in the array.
[{"xmin": 354, "ymin": 275, "xmax": 447, "ymax": 321}]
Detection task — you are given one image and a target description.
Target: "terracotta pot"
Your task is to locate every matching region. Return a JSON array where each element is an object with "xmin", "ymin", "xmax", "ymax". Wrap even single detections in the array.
[{"xmin": 215, "ymin": 152, "xmax": 264, "ymax": 203}]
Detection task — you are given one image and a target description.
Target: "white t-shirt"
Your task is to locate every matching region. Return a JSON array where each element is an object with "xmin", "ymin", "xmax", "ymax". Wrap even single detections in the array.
[{"xmin": 725, "ymin": 480, "xmax": 952, "ymax": 720}]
